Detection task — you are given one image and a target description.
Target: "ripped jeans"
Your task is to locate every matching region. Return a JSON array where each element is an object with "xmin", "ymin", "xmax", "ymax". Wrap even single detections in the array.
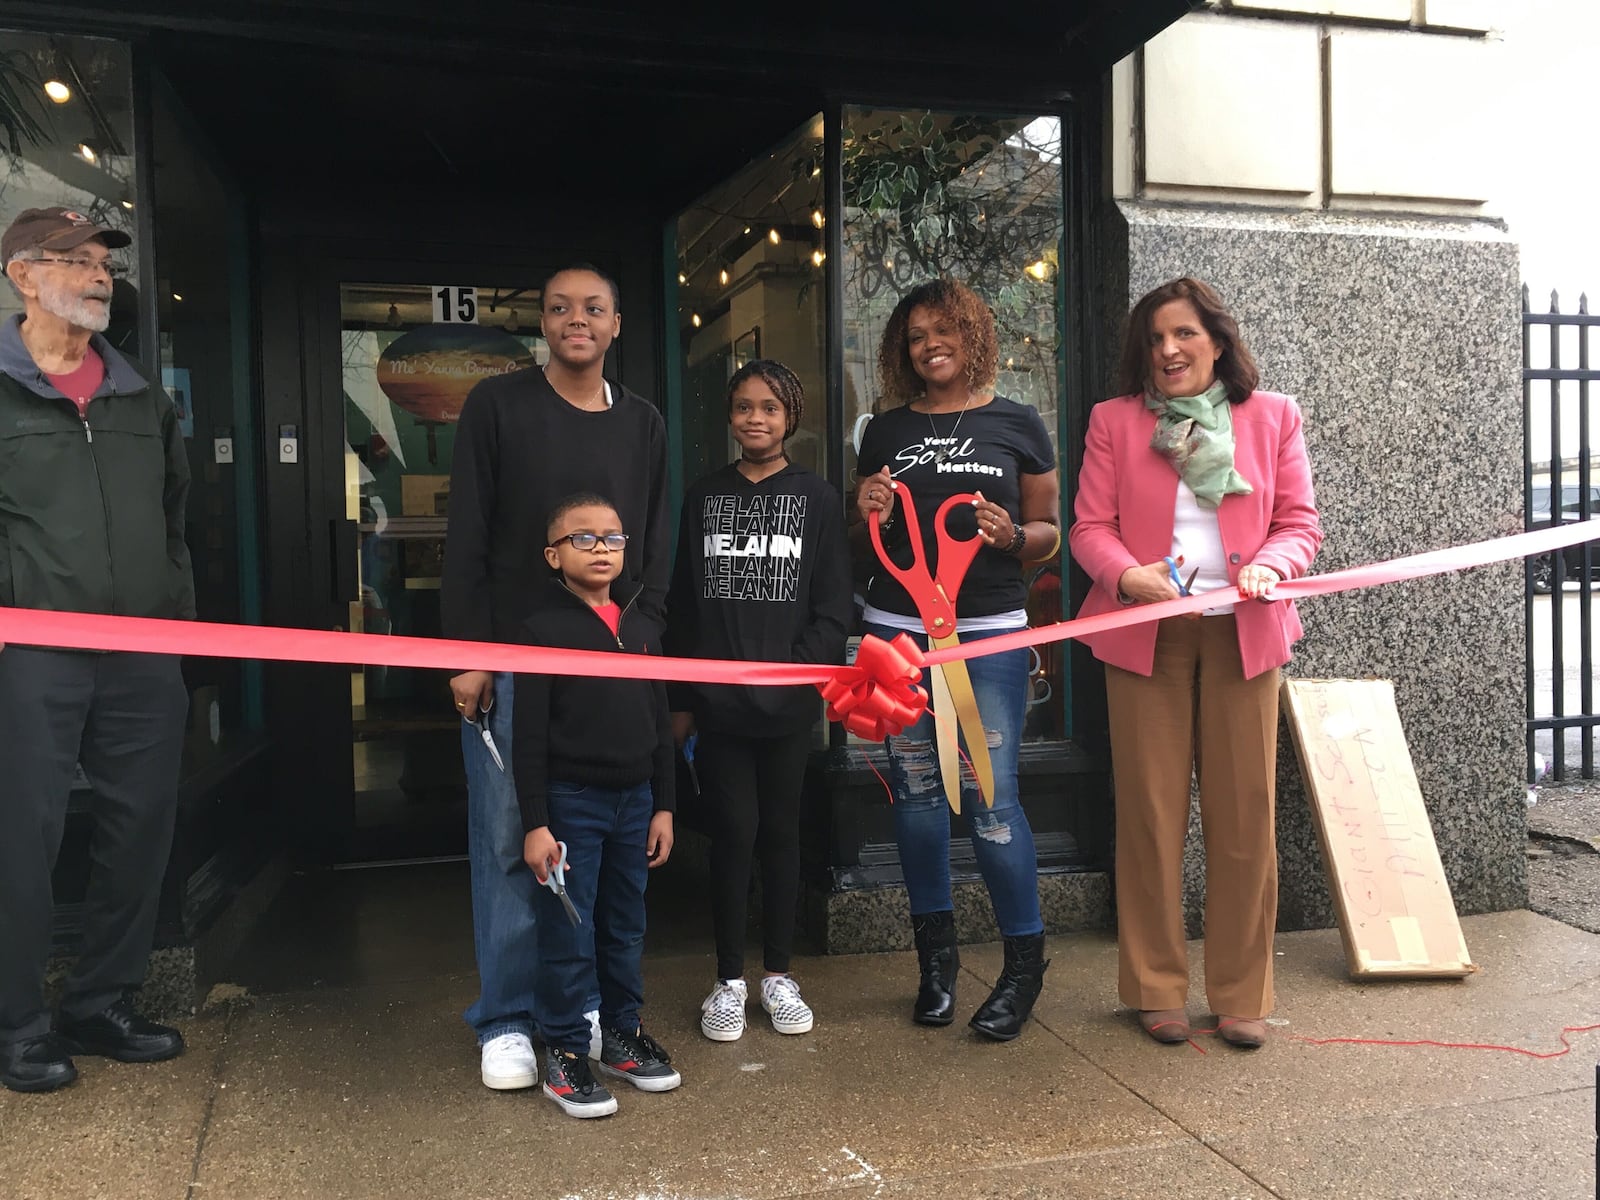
[{"xmin": 864, "ymin": 621, "xmax": 1044, "ymax": 938}]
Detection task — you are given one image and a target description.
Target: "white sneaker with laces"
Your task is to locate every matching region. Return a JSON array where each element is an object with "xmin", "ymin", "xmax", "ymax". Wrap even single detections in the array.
[
  {"xmin": 760, "ymin": 974, "xmax": 814, "ymax": 1035},
  {"xmin": 700, "ymin": 979, "xmax": 748, "ymax": 1042},
  {"xmin": 480, "ymin": 1032, "xmax": 537, "ymax": 1090},
  {"xmin": 585, "ymin": 1009, "xmax": 602, "ymax": 1060}
]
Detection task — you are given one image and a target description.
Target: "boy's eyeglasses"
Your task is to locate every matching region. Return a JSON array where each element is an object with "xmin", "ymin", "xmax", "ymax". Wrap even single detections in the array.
[{"xmin": 548, "ymin": 532, "xmax": 629, "ymax": 551}]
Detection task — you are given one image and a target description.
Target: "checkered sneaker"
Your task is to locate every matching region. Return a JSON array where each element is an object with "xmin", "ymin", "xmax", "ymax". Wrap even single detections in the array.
[
  {"xmin": 700, "ymin": 978, "xmax": 748, "ymax": 1042},
  {"xmin": 760, "ymin": 974, "xmax": 814, "ymax": 1035}
]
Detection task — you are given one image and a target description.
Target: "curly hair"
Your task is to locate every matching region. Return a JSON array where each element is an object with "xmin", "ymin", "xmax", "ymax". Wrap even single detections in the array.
[
  {"xmin": 726, "ymin": 358, "xmax": 805, "ymax": 438},
  {"xmin": 545, "ymin": 491, "xmax": 619, "ymax": 543},
  {"xmin": 877, "ymin": 278, "xmax": 999, "ymax": 406},
  {"xmin": 1117, "ymin": 277, "xmax": 1260, "ymax": 405}
]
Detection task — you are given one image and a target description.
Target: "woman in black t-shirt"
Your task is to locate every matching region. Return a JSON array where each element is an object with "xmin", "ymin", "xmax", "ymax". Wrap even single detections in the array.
[{"xmin": 854, "ymin": 278, "xmax": 1061, "ymax": 1042}]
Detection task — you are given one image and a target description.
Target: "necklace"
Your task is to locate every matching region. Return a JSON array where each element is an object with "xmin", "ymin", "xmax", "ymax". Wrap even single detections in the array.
[
  {"xmin": 922, "ymin": 390, "xmax": 975, "ymax": 465},
  {"xmin": 544, "ymin": 364, "xmax": 606, "ymax": 411},
  {"xmin": 740, "ymin": 448, "xmax": 786, "ymax": 466}
]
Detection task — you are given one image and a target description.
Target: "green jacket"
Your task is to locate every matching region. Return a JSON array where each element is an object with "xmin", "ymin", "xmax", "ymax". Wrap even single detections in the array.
[{"xmin": 0, "ymin": 315, "xmax": 195, "ymax": 620}]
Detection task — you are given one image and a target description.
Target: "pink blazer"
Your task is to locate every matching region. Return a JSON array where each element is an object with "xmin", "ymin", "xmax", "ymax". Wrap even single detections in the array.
[{"xmin": 1069, "ymin": 390, "xmax": 1322, "ymax": 680}]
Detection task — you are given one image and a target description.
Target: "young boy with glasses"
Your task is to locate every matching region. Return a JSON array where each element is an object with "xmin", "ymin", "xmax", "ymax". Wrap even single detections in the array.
[{"xmin": 513, "ymin": 491, "xmax": 678, "ymax": 1119}]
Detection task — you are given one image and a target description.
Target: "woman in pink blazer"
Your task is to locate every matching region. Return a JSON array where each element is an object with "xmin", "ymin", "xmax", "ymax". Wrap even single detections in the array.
[{"xmin": 1070, "ymin": 278, "xmax": 1321, "ymax": 1049}]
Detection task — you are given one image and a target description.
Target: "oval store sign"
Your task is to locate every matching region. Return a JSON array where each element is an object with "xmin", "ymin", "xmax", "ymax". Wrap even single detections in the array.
[{"xmin": 375, "ymin": 325, "xmax": 534, "ymax": 424}]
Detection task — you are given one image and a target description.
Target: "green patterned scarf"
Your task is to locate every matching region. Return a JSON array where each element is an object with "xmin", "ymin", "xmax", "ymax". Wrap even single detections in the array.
[{"xmin": 1145, "ymin": 380, "xmax": 1253, "ymax": 508}]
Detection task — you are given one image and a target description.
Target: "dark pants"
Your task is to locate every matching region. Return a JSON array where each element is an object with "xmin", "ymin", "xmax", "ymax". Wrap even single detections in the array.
[
  {"xmin": 0, "ymin": 648, "xmax": 188, "ymax": 1045},
  {"xmin": 698, "ymin": 728, "xmax": 811, "ymax": 980},
  {"xmin": 533, "ymin": 779, "xmax": 652, "ymax": 1056}
]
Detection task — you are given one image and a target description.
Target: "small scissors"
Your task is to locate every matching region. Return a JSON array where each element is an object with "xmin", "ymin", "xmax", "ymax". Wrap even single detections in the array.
[
  {"xmin": 462, "ymin": 707, "xmax": 506, "ymax": 773},
  {"xmin": 1163, "ymin": 556, "xmax": 1200, "ymax": 597},
  {"xmin": 869, "ymin": 481, "xmax": 996, "ymax": 811},
  {"xmin": 541, "ymin": 840, "xmax": 582, "ymax": 927}
]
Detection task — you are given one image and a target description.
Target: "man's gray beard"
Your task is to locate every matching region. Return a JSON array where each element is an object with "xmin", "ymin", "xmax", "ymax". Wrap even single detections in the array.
[{"xmin": 36, "ymin": 275, "xmax": 111, "ymax": 333}]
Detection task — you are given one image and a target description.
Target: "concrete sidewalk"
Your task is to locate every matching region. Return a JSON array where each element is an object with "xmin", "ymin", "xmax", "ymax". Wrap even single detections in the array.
[{"xmin": 2, "ymin": 904, "xmax": 1596, "ymax": 1199}]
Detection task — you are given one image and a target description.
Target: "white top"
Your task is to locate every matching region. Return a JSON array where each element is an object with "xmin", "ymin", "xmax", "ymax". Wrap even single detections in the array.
[
  {"xmin": 1170, "ymin": 481, "xmax": 1236, "ymax": 615},
  {"xmin": 861, "ymin": 603, "xmax": 1028, "ymax": 636}
]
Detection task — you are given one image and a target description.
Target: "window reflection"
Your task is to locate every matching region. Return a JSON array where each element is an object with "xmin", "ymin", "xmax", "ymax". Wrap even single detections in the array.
[
  {"xmin": 0, "ymin": 33, "xmax": 138, "ymax": 349},
  {"xmin": 841, "ymin": 107, "xmax": 1067, "ymax": 741},
  {"xmin": 674, "ymin": 113, "xmax": 828, "ymax": 485}
]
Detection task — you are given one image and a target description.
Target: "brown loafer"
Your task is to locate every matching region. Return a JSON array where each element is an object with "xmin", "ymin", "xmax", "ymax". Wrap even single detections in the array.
[
  {"xmin": 1216, "ymin": 1016, "xmax": 1267, "ymax": 1048},
  {"xmin": 1137, "ymin": 1008, "xmax": 1191, "ymax": 1044}
]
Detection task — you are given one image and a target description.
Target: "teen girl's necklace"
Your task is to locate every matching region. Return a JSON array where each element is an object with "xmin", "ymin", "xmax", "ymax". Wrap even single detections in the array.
[
  {"xmin": 544, "ymin": 364, "xmax": 606, "ymax": 411},
  {"xmin": 739, "ymin": 448, "xmax": 786, "ymax": 466},
  {"xmin": 921, "ymin": 389, "xmax": 975, "ymax": 465}
]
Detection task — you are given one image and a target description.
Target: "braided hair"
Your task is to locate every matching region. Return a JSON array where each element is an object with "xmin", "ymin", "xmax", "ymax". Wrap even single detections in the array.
[{"xmin": 727, "ymin": 358, "xmax": 805, "ymax": 438}]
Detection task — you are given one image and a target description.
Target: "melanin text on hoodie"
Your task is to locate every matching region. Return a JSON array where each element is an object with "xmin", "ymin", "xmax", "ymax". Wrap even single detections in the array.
[
  {"xmin": 511, "ymin": 578, "xmax": 675, "ymax": 834},
  {"xmin": 664, "ymin": 461, "xmax": 852, "ymax": 736}
]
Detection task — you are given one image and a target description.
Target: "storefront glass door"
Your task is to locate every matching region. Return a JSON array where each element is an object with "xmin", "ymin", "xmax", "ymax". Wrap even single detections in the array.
[{"xmin": 337, "ymin": 280, "xmax": 545, "ymax": 859}]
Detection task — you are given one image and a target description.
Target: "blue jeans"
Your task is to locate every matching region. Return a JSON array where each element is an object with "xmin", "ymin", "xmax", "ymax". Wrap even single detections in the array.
[
  {"xmin": 864, "ymin": 622, "xmax": 1044, "ymax": 938},
  {"xmin": 534, "ymin": 780, "xmax": 652, "ymax": 1056},
  {"xmin": 463, "ymin": 672, "xmax": 540, "ymax": 1043}
]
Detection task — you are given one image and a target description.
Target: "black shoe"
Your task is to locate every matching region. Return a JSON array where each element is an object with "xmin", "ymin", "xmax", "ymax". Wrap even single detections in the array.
[
  {"xmin": 912, "ymin": 911, "xmax": 960, "ymax": 1026},
  {"xmin": 543, "ymin": 1049, "xmax": 617, "ymax": 1119},
  {"xmin": 1, "ymin": 1034, "xmax": 77, "ymax": 1093},
  {"xmin": 596, "ymin": 1024, "xmax": 681, "ymax": 1092},
  {"xmin": 58, "ymin": 998, "xmax": 184, "ymax": 1063},
  {"xmin": 969, "ymin": 933, "xmax": 1049, "ymax": 1042}
]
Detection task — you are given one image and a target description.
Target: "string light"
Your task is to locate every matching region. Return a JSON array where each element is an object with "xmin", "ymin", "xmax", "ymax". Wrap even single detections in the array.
[
  {"xmin": 677, "ymin": 271, "xmax": 687, "ymax": 285},
  {"xmin": 1026, "ymin": 260, "xmax": 1050, "ymax": 281},
  {"xmin": 43, "ymin": 80, "xmax": 70, "ymax": 104},
  {"xmin": 811, "ymin": 249, "xmax": 826, "ymax": 268},
  {"xmin": 811, "ymin": 209, "xmax": 824, "ymax": 229},
  {"xmin": 768, "ymin": 228, "xmax": 781, "ymax": 245},
  {"xmin": 719, "ymin": 267, "xmax": 730, "ymax": 287},
  {"xmin": 691, "ymin": 312, "xmax": 702, "ymax": 328},
  {"xmin": 77, "ymin": 143, "xmax": 97, "ymax": 164}
]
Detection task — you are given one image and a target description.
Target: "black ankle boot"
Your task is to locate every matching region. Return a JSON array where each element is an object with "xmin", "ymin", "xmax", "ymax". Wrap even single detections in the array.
[
  {"xmin": 911, "ymin": 911, "xmax": 959, "ymax": 1026},
  {"xmin": 969, "ymin": 933, "xmax": 1049, "ymax": 1042}
]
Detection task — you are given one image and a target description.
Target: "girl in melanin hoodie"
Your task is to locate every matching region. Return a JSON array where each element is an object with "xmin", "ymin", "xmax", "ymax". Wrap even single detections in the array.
[{"xmin": 665, "ymin": 359, "xmax": 852, "ymax": 1043}]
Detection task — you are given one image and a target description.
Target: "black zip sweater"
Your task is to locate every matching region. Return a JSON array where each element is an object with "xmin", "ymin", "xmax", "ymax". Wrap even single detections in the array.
[
  {"xmin": 663, "ymin": 462, "xmax": 852, "ymax": 735},
  {"xmin": 442, "ymin": 367, "xmax": 670, "ymax": 644},
  {"xmin": 511, "ymin": 578, "xmax": 675, "ymax": 833},
  {"xmin": 0, "ymin": 316, "xmax": 194, "ymax": 620}
]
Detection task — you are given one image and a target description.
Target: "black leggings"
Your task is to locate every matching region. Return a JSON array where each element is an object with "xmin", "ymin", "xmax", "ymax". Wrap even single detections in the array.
[{"xmin": 697, "ymin": 727, "xmax": 812, "ymax": 980}]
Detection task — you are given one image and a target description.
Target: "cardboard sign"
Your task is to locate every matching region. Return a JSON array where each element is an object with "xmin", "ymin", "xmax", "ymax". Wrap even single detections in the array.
[{"xmin": 1282, "ymin": 678, "xmax": 1477, "ymax": 980}]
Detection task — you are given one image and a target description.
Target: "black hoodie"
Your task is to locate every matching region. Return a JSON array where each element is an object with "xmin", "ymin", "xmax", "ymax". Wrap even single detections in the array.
[
  {"xmin": 663, "ymin": 462, "xmax": 851, "ymax": 735},
  {"xmin": 511, "ymin": 578, "xmax": 675, "ymax": 833}
]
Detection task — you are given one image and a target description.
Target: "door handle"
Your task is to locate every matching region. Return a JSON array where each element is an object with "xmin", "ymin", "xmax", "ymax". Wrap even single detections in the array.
[{"xmin": 331, "ymin": 517, "xmax": 359, "ymax": 603}]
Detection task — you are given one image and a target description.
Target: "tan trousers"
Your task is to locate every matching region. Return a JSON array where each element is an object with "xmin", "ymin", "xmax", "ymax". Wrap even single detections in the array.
[{"xmin": 1104, "ymin": 615, "xmax": 1280, "ymax": 1019}]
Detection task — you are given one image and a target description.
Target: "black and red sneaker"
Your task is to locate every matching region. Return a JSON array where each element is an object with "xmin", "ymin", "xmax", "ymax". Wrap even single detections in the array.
[
  {"xmin": 596, "ymin": 1024, "xmax": 681, "ymax": 1092},
  {"xmin": 543, "ymin": 1049, "xmax": 617, "ymax": 1118}
]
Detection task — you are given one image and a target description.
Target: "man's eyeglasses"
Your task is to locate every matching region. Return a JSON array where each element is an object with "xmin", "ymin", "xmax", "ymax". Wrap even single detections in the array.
[
  {"xmin": 27, "ymin": 256, "xmax": 128, "ymax": 279},
  {"xmin": 548, "ymin": 532, "xmax": 629, "ymax": 551}
]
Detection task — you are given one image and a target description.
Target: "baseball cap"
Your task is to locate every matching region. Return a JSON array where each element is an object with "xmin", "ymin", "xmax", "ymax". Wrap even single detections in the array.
[{"xmin": 1, "ymin": 206, "xmax": 132, "ymax": 264}]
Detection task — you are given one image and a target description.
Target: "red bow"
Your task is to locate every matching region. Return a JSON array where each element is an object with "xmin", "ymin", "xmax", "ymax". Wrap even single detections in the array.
[{"xmin": 817, "ymin": 633, "xmax": 928, "ymax": 741}]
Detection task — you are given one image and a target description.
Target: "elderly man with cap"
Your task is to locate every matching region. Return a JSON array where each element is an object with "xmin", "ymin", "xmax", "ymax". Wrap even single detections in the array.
[{"xmin": 0, "ymin": 207, "xmax": 194, "ymax": 1093}]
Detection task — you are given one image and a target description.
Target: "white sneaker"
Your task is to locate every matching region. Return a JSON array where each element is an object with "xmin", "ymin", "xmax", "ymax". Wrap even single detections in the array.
[
  {"xmin": 760, "ymin": 974, "xmax": 814, "ymax": 1035},
  {"xmin": 700, "ymin": 979, "xmax": 748, "ymax": 1042},
  {"xmin": 585, "ymin": 1009, "xmax": 602, "ymax": 1060},
  {"xmin": 480, "ymin": 1032, "xmax": 537, "ymax": 1090}
]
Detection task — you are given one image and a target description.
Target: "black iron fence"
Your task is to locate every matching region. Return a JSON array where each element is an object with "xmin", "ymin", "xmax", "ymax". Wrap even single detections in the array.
[{"xmin": 1525, "ymin": 286, "xmax": 1600, "ymax": 781}]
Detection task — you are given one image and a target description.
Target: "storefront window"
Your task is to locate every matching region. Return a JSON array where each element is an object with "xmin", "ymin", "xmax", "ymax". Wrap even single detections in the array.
[
  {"xmin": 0, "ymin": 33, "xmax": 138, "ymax": 346},
  {"xmin": 672, "ymin": 114, "xmax": 829, "ymax": 487},
  {"xmin": 841, "ymin": 107, "xmax": 1068, "ymax": 740}
]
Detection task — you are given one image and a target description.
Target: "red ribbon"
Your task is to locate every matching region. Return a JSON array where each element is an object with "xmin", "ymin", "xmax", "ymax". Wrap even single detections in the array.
[{"xmin": 0, "ymin": 519, "xmax": 1589, "ymax": 714}]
